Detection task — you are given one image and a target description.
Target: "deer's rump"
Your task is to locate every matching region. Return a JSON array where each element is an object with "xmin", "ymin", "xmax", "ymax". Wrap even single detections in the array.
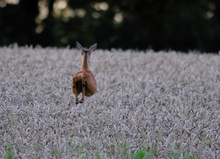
[{"xmin": 72, "ymin": 71, "xmax": 97, "ymax": 97}]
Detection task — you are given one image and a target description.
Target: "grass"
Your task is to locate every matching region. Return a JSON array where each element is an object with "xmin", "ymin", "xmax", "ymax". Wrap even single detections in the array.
[
  {"xmin": 0, "ymin": 46, "xmax": 220, "ymax": 158},
  {"xmin": 4, "ymin": 139, "xmax": 200, "ymax": 159},
  {"xmin": 4, "ymin": 143, "xmax": 14, "ymax": 159},
  {"xmin": 3, "ymin": 140, "xmax": 201, "ymax": 159}
]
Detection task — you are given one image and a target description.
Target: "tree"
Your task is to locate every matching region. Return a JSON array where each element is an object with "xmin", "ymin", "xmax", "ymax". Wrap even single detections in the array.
[{"xmin": 0, "ymin": 0, "xmax": 219, "ymax": 52}]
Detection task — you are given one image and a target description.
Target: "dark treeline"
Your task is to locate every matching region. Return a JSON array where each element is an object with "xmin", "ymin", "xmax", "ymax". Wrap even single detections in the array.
[{"xmin": 0, "ymin": 0, "xmax": 220, "ymax": 52}]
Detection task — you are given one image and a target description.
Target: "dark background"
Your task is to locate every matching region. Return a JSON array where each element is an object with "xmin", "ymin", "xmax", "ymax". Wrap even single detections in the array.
[{"xmin": 0, "ymin": 0, "xmax": 220, "ymax": 52}]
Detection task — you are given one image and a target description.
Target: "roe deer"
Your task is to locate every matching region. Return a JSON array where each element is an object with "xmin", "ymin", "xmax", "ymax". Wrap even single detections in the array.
[{"xmin": 72, "ymin": 42, "xmax": 97, "ymax": 104}]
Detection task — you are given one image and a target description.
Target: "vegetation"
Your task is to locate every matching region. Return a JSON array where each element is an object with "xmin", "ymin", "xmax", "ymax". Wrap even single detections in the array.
[
  {"xmin": 0, "ymin": 46, "xmax": 219, "ymax": 158},
  {"xmin": 1, "ymin": 0, "xmax": 220, "ymax": 52},
  {"xmin": 4, "ymin": 143, "xmax": 14, "ymax": 159}
]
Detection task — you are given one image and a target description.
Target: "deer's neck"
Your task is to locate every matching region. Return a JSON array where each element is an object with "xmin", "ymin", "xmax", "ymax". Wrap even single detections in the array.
[{"xmin": 81, "ymin": 55, "xmax": 90, "ymax": 71}]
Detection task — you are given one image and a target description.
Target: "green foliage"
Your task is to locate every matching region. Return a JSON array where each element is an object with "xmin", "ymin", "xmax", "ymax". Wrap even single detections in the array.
[
  {"xmin": 5, "ymin": 143, "xmax": 14, "ymax": 159},
  {"xmin": 169, "ymin": 151, "xmax": 179, "ymax": 159},
  {"xmin": 3, "ymin": 139, "xmax": 202, "ymax": 159},
  {"xmin": 0, "ymin": 0, "xmax": 220, "ymax": 52},
  {"xmin": 150, "ymin": 146, "xmax": 157, "ymax": 157},
  {"xmin": 168, "ymin": 141, "xmax": 201, "ymax": 159},
  {"xmin": 51, "ymin": 148, "xmax": 62, "ymax": 158},
  {"xmin": 168, "ymin": 151, "xmax": 201, "ymax": 159},
  {"xmin": 67, "ymin": 140, "xmax": 90, "ymax": 158},
  {"xmin": 134, "ymin": 150, "xmax": 146, "ymax": 159},
  {"xmin": 93, "ymin": 150, "xmax": 101, "ymax": 159},
  {"xmin": 183, "ymin": 152, "xmax": 200, "ymax": 159}
]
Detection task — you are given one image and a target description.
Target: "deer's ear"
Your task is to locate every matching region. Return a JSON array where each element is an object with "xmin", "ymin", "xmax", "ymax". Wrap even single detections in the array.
[
  {"xmin": 88, "ymin": 43, "xmax": 97, "ymax": 52},
  {"xmin": 76, "ymin": 42, "xmax": 84, "ymax": 51}
]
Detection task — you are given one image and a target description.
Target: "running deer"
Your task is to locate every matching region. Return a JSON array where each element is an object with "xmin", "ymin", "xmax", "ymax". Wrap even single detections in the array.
[{"xmin": 72, "ymin": 42, "xmax": 97, "ymax": 104}]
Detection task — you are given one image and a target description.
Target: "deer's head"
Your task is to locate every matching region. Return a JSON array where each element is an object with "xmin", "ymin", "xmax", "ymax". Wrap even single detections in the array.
[{"xmin": 76, "ymin": 42, "xmax": 97, "ymax": 64}]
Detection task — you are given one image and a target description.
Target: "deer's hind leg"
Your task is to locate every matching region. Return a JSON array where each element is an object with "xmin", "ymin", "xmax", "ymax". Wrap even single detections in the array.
[
  {"xmin": 80, "ymin": 76, "xmax": 86, "ymax": 103},
  {"xmin": 75, "ymin": 94, "xmax": 79, "ymax": 104},
  {"xmin": 72, "ymin": 78, "xmax": 79, "ymax": 104}
]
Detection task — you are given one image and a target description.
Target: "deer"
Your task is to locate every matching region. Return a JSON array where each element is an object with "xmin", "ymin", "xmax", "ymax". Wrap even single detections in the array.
[{"xmin": 72, "ymin": 42, "xmax": 97, "ymax": 104}]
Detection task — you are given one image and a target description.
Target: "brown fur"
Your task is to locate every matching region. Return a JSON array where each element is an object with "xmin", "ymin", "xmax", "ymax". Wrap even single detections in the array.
[{"xmin": 72, "ymin": 42, "xmax": 97, "ymax": 104}]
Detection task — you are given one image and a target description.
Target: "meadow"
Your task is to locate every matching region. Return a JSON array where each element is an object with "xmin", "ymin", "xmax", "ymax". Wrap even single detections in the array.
[{"xmin": 0, "ymin": 46, "xmax": 219, "ymax": 159}]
